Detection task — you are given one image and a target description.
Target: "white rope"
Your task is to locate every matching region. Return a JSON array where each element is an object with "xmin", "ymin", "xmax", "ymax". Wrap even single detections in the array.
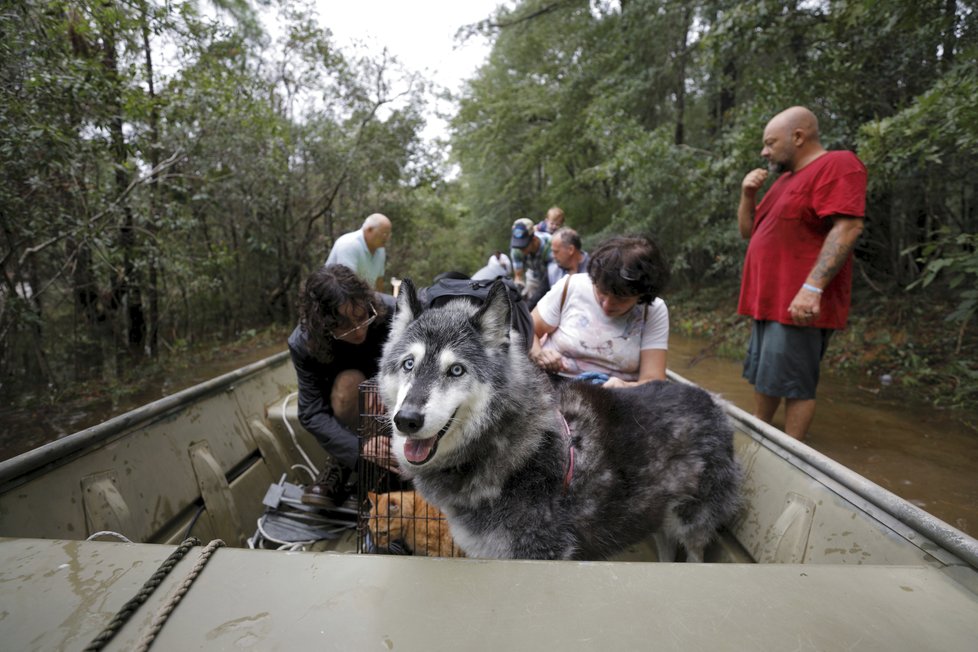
[
  {"xmin": 257, "ymin": 516, "xmax": 314, "ymax": 547},
  {"xmin": 86, "ymin": 531, "xmax": 134, "ymax": 543},
  {"xmin": 290, "ymin": 463, "xmax": 317, "ymax": 484},
  {"xmin": 249, "ymin": 513, "xmax": 353, "ymax": 552},
  {"xmin": 133, "ymin": 539, "xmax": 226, "ymax": 652},
  {"xmin": 280, "ymin": 392, "xmax": 320, "ymax": 478},
  {"xmin": 247, "ymin": 516, "xmax": 309, "ymax": 551}
]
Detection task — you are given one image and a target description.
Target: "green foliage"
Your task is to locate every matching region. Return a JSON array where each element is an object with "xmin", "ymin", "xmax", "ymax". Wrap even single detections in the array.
[
  {"xmin": 446, "ymin": 0, "xmax": 978, "ymax": 408},
  {"xmin": 4, "ymin": 0, "xmax": 978, "ymax": 413},
  {"xmin": 907, "ymin": 230, "xmax": 978, "ymax": 332},
  {"xmin": 859, "ymin": 64, "xmax": 978, "ymax": 184},
  {"xmin": 452, "ymin": 0, "xmax": 978, "ymax": 286},
  {"xmin": 0, "ymin": 0, "xmax": 446, "ymax": 400},
  {"xmin": 452, "ymin": 0, "xmax": 606, "ymax": 245},
  {"xmin": 858, "ymin": 61, "xmax": 978, "ymax": 297}
]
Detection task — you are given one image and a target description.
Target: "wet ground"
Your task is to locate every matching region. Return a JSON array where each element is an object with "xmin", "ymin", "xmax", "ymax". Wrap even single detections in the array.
[
  {"xmin": 2, "ymin": 334, "xmax": 976, "ymax": 537},
  {"xmin": 669, "ymin": 333, "xmax": 978, "ymax": 536}
]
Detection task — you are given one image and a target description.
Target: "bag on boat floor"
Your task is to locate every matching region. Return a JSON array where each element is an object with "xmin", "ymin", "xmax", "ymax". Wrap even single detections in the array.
[{"xmin": 249, "ymin": 475, "xmax": 356, "ymax": 550}]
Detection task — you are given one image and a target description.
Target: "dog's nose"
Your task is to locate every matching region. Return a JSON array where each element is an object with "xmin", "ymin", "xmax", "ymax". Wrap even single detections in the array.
[{"xmin": 394, "ymin": 408, "xmax": 424, "ymax": 434}]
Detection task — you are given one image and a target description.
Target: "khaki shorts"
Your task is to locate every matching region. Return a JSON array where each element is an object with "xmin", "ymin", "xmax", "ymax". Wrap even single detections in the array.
[{"xmin": 742, "ymin": 320, "xmax": 832, "ymax": 400}]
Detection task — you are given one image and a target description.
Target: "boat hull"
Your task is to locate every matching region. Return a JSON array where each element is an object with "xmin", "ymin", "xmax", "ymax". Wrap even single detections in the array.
[
  {"xmin": 1, "ymin": 538, "xmax": 977, "ymax": 651},
  {"xmin": 1, "ymin": 353, "xmax": 977, "ymax": 649}
]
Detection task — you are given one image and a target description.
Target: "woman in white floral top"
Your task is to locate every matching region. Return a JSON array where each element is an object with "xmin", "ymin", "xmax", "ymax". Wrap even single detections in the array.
[{"xmin": 529, "ymin": 235, "xmax": 670, "ymax": 388}]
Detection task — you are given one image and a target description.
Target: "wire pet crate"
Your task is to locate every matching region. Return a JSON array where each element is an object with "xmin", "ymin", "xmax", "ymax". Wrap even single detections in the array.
[{"xmin": 356, "ymin": 378, "xmax": 464, "ymax": 557}]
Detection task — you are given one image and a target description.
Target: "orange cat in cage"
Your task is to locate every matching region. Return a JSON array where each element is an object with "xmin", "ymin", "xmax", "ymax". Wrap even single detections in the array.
[{"xmin": 366, "ymin": 490, "xmax": 465, "ymax": 557}]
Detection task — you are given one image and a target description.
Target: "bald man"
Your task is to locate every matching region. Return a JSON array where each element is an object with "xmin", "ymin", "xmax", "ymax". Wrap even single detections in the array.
[
  {"xmin": 737, "ymin": 106, "xmax": 866, "ymax": 440},
  {"xmin": 325, "ymin": 213, "xmax": 392, "ymax": 291}
]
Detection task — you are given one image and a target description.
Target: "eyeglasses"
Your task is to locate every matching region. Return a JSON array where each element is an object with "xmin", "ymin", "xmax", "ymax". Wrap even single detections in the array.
[{"xmin": 332, "ymin": 304, "xmax": 377, "ymax": 340}]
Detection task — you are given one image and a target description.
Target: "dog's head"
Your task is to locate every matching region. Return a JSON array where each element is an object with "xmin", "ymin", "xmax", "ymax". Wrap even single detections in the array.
[{"xmin": 379, "ymin": 279, "xmax": 514, "ymax": 470}]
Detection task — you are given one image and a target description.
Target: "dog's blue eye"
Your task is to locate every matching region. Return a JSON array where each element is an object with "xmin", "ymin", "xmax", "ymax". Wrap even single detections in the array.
[
  {"xmin": 448, "ymin": 364, "xmax": 465, "ymax": 377},
  {"xmin": 402, "ymin": 357, "xmax": 414, "ymax": 371}
]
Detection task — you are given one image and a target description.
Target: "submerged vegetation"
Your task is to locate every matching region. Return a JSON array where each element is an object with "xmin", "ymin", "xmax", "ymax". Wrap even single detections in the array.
[{"xmin": 2, "ymin": 0, "xmax": 977, "ymax": 415}]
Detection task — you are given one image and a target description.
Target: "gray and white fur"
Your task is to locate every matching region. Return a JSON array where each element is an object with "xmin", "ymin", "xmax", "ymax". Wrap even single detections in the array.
[{"xmin": 379, "ymin": 279, "xmax": 742, "ymax": 561}]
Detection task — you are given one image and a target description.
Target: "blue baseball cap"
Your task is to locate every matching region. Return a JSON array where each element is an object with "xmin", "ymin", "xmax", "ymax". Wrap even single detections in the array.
[{"xmin": 510, "ymin": 218, "xmax": 534, "ymax": 248}]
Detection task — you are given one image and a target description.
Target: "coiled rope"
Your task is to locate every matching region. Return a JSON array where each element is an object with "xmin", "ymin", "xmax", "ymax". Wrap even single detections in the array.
[
  {"xmin": 84, "ymin": 537, "xmax": 225, "ymax": 652},
  {"xmin": 133, "ymin": 538, "xmax": 226, "ymax": 651}
]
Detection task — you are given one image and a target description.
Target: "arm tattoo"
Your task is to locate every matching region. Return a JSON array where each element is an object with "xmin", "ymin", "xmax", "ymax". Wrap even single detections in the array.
[{"xmin": 811, "ymin": 222, "xmax": 861, "ymax": 283}]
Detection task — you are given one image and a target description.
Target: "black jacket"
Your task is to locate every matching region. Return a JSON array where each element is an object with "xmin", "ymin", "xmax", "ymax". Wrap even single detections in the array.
[{"xmin": 287, "ymin": 292, "xmax": 396, "ymax": 468}]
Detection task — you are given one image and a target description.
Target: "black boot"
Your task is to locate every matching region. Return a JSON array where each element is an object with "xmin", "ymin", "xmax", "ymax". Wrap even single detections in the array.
[{"xmin": 301, "ymin": 464, "xmax": 351, "ymax": 508}]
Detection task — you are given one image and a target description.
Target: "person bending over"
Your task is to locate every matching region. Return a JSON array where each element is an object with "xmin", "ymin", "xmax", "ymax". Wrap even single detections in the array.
[{"xmin": 288, "ymin": 265, "xmax": 395, "ymax": 506}]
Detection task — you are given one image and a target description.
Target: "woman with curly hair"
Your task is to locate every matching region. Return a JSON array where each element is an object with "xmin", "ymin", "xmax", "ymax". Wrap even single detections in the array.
[
  {"xmin": 529, "ymin": 234, "xmax": 671, "ymax": 388},
  {"xmin": 288, "ymin": 265, "xmax": 396, "ymax": 506}
]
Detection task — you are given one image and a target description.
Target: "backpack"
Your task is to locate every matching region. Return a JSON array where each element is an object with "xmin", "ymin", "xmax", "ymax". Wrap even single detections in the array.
[{"xmin": 419, "ymin": 277, "xmax": 534, "ymax": 352}]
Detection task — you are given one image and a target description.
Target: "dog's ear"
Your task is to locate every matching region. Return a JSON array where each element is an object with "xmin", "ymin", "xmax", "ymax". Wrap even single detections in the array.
[
  {"xmin": 390, "ymin": 278, "xmax": 423, "ymax": 343},
  {"xmin": 472, "ymin": 279, "xmax": 512, "ymax": 347}
]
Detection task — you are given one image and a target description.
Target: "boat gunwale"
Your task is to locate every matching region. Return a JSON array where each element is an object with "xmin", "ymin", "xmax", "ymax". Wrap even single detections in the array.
[{"xmin": 0, "ymin": 351, "xmax": 291, "ymax": 489}]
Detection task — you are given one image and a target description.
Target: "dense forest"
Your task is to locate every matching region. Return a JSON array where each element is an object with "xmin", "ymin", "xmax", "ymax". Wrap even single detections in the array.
[{"xmin": 2, "ymin": 0, "xmax": 977, "ymax": 411}]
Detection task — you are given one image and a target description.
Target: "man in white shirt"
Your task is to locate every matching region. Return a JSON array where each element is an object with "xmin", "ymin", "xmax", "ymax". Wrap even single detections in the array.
[{"xmin": 325, "ymin": 213, "xmax": 392, "ymax": 291}]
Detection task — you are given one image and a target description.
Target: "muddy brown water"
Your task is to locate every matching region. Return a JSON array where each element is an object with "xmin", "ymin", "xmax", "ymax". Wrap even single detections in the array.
[
  {"xmin": 2, "ymin": 335, "xmax": 976, "ymax": 537},
  {"xmin": 0, "ymin": 342, "xmax": 287, "ymax": 462},
  {"xmin": 669, "ymin": 333, "xmax": 978, "ymax": 536}
]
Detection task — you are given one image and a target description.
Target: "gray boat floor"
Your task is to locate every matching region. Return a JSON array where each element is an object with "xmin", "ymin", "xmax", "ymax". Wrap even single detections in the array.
[{"xmin": 2, "ymin": 537, "xmax": 977, "ymax": 651}]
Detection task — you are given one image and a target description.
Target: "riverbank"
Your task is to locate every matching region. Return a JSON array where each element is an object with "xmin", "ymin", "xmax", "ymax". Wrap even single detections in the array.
[{"xmin": 669, "ymin": 282, "xmax": 978, "ymax": 425}]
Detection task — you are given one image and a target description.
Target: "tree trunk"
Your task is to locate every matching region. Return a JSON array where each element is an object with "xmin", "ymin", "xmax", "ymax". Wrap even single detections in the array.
[
  {"xmin": 674, "ymin": 5, "xmax": 692, "ymax": 146},
  {"xmin": 71, "ymin": 242, "xmax": 105, "ymax": 380},
  {"xmin": 101, "ymin": 12, "xmax": 145, "ymax": 363},
  {"xmin": 141, "ymin": 2, "xmax": 161, "ymax": 358},
  {"xmin": 941, "ymin": 0, "xmax": 957, "ymax": 69}
]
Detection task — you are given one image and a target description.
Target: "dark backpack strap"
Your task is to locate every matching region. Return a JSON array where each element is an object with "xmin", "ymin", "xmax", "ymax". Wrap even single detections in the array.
[{"xmin": 421, "ymin": 278, "xmax": 534, "ymax": 353}]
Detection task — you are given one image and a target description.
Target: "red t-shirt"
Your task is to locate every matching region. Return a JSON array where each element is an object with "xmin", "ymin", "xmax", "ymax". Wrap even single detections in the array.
[{"xmin": 738, "ymin": 151, "xmax": 867, "ymax": 330}]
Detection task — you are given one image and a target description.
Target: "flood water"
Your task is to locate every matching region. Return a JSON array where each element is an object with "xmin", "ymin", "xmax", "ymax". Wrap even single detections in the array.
[
  {"xmin": 0, "ymin": 341, "xmax": 287, "ymax": 462},
  {"xmin": 669, "ymin": 333, "xmax": 978, "ymax": 536},
  {"xmin": 2, "ymin": 334, "xmax": 976, "ymax": 537}
]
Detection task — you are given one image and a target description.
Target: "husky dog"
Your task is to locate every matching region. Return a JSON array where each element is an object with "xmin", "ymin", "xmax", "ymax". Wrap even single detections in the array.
[{"xmin": 378, "ymin": 280, "xmax": 742, "ymax": 561}]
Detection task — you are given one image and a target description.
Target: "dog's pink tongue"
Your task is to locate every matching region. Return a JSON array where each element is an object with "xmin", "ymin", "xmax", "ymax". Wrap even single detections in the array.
[{"xmin": 404, "ymin": 436, "xmax": 436, "ymax": 463}]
